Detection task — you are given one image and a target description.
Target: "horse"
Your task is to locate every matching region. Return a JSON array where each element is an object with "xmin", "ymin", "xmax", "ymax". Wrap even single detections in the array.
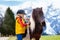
[{"xmin": 29, "ymin": 7, "xmax": 46, "ymax": 40}]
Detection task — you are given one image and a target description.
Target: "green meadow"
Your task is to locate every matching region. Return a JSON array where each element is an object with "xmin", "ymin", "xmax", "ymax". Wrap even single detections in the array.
[
  {"xmin": 40, "ymin": 35, "xmax": 60, "ymax": 40},
  {"xmin": 8, "ymin": 35, "xmax": 60, "ymax": 40}
]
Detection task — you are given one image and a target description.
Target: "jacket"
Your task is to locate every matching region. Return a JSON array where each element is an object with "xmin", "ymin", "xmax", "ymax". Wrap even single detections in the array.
[{"xmin": 15, "ymin": 17, "xmax": 27, "ymax": 34}]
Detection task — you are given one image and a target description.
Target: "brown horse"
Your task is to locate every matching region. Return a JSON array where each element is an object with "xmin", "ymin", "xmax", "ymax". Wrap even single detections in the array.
[{"xmin": 29, "ymin": 8, "xmax": 46, "ymax": 40}]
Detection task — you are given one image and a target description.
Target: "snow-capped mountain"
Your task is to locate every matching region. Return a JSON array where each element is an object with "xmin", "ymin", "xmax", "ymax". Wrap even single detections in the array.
[{"xmin": 45, "ymin": 4, "xmax": 60, "ymax": 34}]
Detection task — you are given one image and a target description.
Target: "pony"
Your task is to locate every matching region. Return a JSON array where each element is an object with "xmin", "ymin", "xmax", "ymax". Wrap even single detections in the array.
[{"xmin": 29, "ymin": 7, "xmax": 46, "ymax": 40}]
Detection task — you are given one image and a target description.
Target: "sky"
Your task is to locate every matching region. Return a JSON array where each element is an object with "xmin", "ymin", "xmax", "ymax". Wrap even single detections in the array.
[{"xmin": 0, "ymin": 0, "xmax": 60, "ymax": 16}]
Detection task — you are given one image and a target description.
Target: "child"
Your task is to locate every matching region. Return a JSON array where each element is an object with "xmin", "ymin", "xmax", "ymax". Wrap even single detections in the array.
[{"xmin": 15, "ymin": 10, "xmax": 28, "ymax": 40}]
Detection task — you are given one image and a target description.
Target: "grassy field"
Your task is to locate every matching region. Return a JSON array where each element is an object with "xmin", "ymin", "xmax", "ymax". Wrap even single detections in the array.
[
  {"xmin": 40, "ymin": 35, "xmax": 60, "ymax": 40},
  {"xmin": 8, "ymin": 35, "xmax": 60, "ymax": 40}
]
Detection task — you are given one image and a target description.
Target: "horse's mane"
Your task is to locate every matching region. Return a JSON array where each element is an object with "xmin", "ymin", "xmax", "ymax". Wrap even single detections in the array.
[{"xmin": 32, "ymin": 7, "xmax": 44, "ymax": 24}]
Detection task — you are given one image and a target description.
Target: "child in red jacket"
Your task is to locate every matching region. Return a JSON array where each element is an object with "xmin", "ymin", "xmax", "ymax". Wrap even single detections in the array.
[{"xmin": 15, "ymin": 10, "xmax": 28, "ymax": 40}]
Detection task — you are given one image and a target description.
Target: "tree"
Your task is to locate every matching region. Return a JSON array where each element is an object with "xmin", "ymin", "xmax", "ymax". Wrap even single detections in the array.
[
  {"xmin": 2, "ymin": 7, "xmax": 15, "ymax": 35},
  {"xmin": 0, "ymin": 14, "xmax": 3, "ymax": 36}
]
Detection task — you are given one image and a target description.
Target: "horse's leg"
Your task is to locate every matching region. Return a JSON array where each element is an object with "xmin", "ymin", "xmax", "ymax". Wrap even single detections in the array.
[
  {"xmin": 29, "ymin": 28, "xmax": 32, "ymax": 40},
  {"xmin": 29, "ymin": 33, "xmax": 33, "ymax": 40},
  {"xmin": 29, "ymin": 36, "xmax": 32, "ymax": 40},
  {"xmin": 35, "ymin": 34, "xmax": 41, "ymax": 40},
  {"xmin": 35, "ymin": 36, "xmax": 40, "ymax": 40},
  {"xmin": 35, "ymin": 38, "xmax": 39, "ymax": 40}
]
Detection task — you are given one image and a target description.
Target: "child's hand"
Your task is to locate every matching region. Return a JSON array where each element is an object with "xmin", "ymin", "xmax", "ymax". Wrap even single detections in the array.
[
  {"xmin": 26, "ymin": 22, "xmax": 30, "ymax": 25},
  {"xmin": 26, "ymin": 23, "xmax": 29, "ymax": 25}
]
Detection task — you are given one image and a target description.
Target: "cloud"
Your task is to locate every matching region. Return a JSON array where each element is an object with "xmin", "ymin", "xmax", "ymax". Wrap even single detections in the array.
[
  {"xmin": 52, "ymin": 0, "xmax": 60, "ymax": 9},
  {"xmin": 0, "ymin": 0, "xmax": 52, "ymax": 17},
  {"xmin": 10, "ymin": 1, "xmax": 32, "ymax": 13},
  {"xmin": 0, "ymin": 5, "xmax": 8, "ymax": 16},
  {"xmin": 0, "ymin": 0, "xmax": 60, "ymax": 17}
]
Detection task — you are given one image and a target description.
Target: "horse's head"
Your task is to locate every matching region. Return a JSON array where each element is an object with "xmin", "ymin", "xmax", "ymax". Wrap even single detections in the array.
[{"xmin": 32, "ymin": 7, "xmax": 44, "ymax": 23}]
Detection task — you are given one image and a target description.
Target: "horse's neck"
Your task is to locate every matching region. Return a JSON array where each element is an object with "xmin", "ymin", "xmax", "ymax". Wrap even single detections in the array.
[{"xmin": 30, "ymin": 15, "xmax": 35, "ymax": 32}]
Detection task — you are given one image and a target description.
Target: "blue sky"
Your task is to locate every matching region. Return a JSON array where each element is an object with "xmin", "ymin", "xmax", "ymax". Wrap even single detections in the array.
[
  {"xmin": 0, "ymin": 0, "xmax": 60, "ymax": 7},
  {"xmin": 0, "ymin": 0, "xmax": 42, "ymax": 6},
  {"xmin": 0, "ymin": 1, "xmax": 23, "ymax": 6},
  {"xmin": 0, "ymin": 1, "xmax": 25, "ymax": 6},
  {"xmin": 0, "ymin": 0, "xmax": 38, "ymax": 6}
]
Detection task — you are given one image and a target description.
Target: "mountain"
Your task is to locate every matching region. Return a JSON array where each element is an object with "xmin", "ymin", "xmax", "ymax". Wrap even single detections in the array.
[
  {"xmin": 24, "ymin": 4, "xmax": 60, "ymax": 35},
  {"xmin": 44, "ymin": 4, "xmax": 60, "ymax": 34}
]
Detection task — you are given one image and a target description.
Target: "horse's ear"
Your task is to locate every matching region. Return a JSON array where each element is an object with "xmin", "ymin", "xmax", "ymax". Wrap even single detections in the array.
[
  {"xmin": 33, "ymin": 9, "xmax": 36, "ymax": 13},
  {"xmin": 40, "ymin": 7, "xmax": 42, "ymax": 10},
  {"xmin": 33, "ymin": 9, "xmax": 35, "ymax": 11}
]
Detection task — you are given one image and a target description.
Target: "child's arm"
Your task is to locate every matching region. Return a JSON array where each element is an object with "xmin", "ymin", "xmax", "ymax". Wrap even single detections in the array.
[{"xmin": 16, "ymin": 17, "xmax": 27, "ymax": 27}]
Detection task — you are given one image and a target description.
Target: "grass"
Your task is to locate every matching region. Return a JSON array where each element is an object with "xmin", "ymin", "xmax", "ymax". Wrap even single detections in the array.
[
  {"xmin": 8, "ymin": 35, "xmax": 60, "ymax": 40},
  {"xmin": 8, "ymin": 36, "xmax": 17, "ymax": 40},
  {"xmin": 40, "ymin": 35, "xmax": 60, "ymax": 40}
]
